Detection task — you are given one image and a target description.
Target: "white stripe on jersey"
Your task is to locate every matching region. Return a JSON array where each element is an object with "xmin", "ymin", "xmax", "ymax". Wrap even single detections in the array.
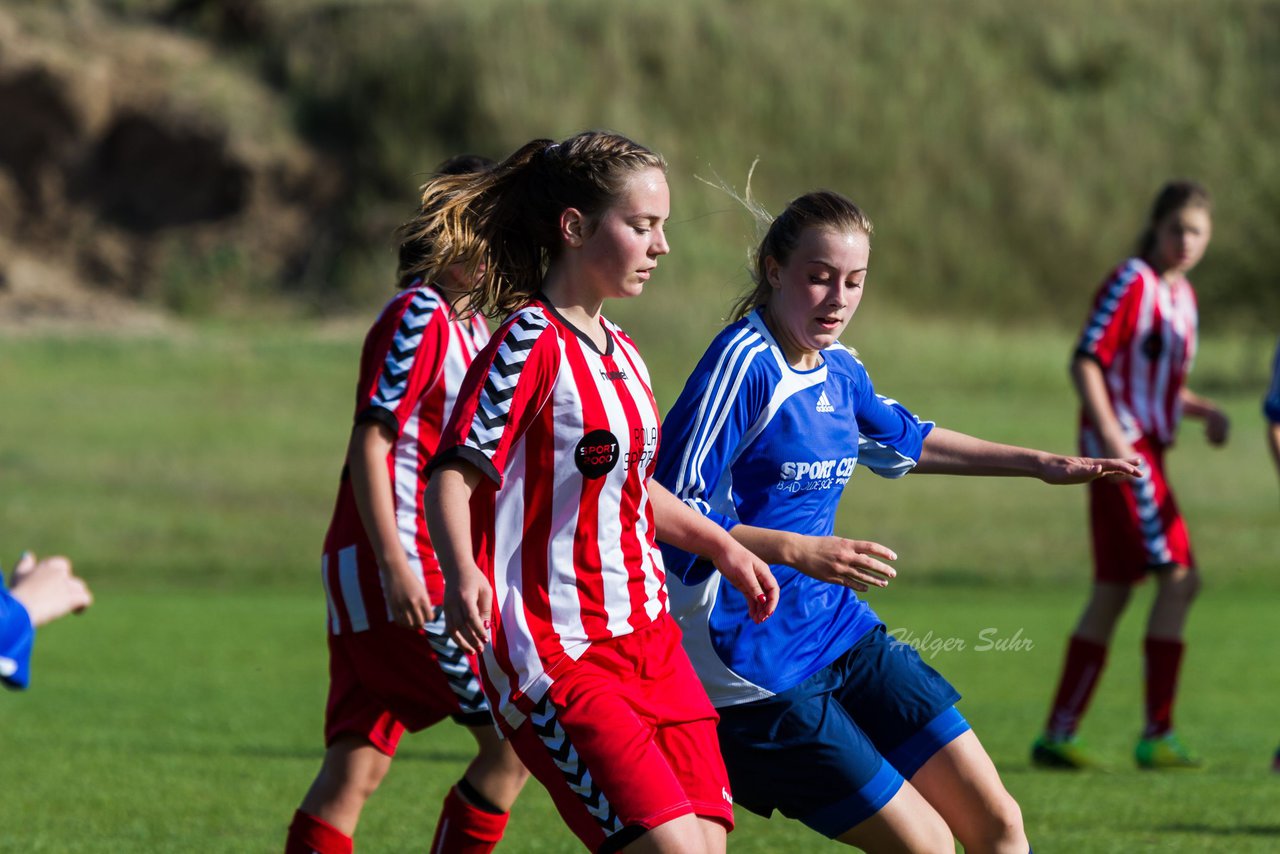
[
  {"xmin": 320, "ymin": 553, "xmax": 340, "ymax": 634},
  {"xmin": 393, "ymin": 402, "xmax": 425, "ymax": 595},
  {"xmin": 337, "ymin": 545, "xmax": 369, "ymax": 632},
  {"xmin": 594, "ymin": 363, "xmax": 639, "ymax": 637}
]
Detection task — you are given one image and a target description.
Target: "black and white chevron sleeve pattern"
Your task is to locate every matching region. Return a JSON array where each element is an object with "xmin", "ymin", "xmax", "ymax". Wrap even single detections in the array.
[
  {"xmin": 466, "ymin": 312, "xmax": 549, "ymax": 453},
  {"xmin": 370, "ymin": 289, "xmax": 441, "ymax": 412}
]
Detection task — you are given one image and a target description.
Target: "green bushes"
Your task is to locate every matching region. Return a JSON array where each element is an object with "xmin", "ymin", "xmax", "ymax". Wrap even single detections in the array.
[{"xmin": 78, "ymin": 0, "xmax": 1280, "ymax": 325}]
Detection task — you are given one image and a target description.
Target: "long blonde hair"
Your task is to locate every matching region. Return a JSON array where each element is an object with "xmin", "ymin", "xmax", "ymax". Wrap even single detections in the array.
[
  {"xmin": 399, "ymin": 131, "xmax": 666, "ymax": 319},
  {"xmin": 396, "ymin": 153, "xmax": 495, "ymax": 290}
]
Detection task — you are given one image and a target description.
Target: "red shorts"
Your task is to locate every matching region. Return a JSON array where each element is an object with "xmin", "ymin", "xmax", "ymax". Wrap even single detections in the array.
[
  {"xmin": 325, "ymin": 617, "xmax": 492, "ymax": 756},
  {"xmin": 1086, "ymin": 435, "xmax": 1194, "ymax": 584},
  {"xmin": 505, "ymin": 615, "xmax": 733, "ymax": 853}
]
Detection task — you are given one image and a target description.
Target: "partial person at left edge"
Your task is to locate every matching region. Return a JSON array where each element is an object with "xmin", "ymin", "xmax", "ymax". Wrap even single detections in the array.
[{"xmin": 1, "ymin": 552, "xmax": 93, "ymax": 689}]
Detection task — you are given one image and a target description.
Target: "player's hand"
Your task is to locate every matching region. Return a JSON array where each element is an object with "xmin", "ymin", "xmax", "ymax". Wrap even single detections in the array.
[
  {"xmin": 1037, "ymin": 455, "xmax": 1142, "ymax": 484},
  {"xmin": 793, "ymin": 536, "xmax": 897, "ymax": 592},
  {"xmin": 382, "ymin": 563, "xmax": 435, "ymax": 629},
  {"xmin": 710, "ymin": 539, "xmax": 778, "ymax": 623},
  {"xmin": 443, "ymin": 563, "xmax": 492, "ymax": 654},
  {"xmin": 9, "ymin": 552, "xmax": 92, "ymax": 627},
  {"xmin": 1204, "ymin": 409, "xmax": 1230, "ymax": 446}
]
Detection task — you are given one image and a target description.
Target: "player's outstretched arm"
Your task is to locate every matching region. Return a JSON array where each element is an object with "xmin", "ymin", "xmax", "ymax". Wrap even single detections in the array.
[
  {"xmin": 348, "ymin": 421, "xmax": 434, "ymax": 629},
  {"xmin": 424, "ymin": 462, "xmax": 492, "ymax": 653},
  {"xmin": 1179, "ymin": 388, "xmax": 1230, "ymax": 447},
  {"xmin": 729, "ymin": 525, "xmax": 898, "ymax": 593},
  {"xmin": 912, "ymin": 426, "xmax": 1142, "ymax": 484},
  {"xmin": 9, "ymin": 553, "xmax": 91, "ymax": 627},
  {"xmin": 649, "ymin": 481, "xmax": 778, "ymax": 622}
]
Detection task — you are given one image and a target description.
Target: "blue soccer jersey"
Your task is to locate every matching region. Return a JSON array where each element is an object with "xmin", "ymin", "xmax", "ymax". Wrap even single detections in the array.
[
  {"xmin": 1265, "ymin": 338, "xmax": 1280, "ymax": 424},
  {"xmin": 656, "ymin": 309, "xmax": 932, "ymax": 706},
  {"xmin": 0, "ymin": 569, "xmax": 35, "ymax": 690}
]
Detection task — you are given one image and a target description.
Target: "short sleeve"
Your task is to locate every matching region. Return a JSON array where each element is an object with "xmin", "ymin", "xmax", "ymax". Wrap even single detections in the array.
[
  {"xmin": 849, "ymin": 358, "xmax": 933, "ymax": 479},
  {"xmin": 428, "ymin": 310, "xmax": 560, "ymax": 485},
  {"xmin": 354, "ymin": 288, "xmax": 450, "ymax": 436},
  {"xmin": 1075, "ymin": 263, "xmax": 1144, "ymax": 371}
]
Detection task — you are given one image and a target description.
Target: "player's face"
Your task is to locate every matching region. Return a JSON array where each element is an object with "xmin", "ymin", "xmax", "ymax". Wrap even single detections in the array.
[
  {"xmin": 1151, "ymin": 205, "xmax": 1211, "ymax": 276},
  {"xmin": 764, "ymin": 226, "xmax": 869, "ymax": 366},
  {"xmin": 577, "ymin": 166, "xmax": 671, "ymax": 301}
]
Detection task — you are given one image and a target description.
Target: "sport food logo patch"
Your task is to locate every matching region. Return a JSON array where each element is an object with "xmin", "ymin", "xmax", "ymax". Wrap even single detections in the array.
[{"xmin": 575, "ymin": 429, "xmax": 620, "ymax": 479}]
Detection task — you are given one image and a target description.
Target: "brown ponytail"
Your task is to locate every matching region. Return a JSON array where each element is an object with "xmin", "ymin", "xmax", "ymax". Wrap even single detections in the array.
[{"xmin": 403, "ymin": 131, "xmax": 666, "ymax": 319}]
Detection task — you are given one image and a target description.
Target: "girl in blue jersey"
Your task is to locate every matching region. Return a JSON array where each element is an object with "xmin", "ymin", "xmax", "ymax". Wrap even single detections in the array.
[{"xmin": 655, "ymin": 190, "xmax": 1140, "ymax": 852}]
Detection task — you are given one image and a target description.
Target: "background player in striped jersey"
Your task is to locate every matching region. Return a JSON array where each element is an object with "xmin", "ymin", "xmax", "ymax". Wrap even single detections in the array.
[
  {"xmin": 656, "ymin": 189, "xmax": 1138, "ymax": 852},
  {"xmin": 286, "ymin": 156, "xmax": 532, "ymax": 854},
  {"xmin": 1033, "ymin": 180, "xmax": 1229, "ymax": 770},
  {"xmin": 422, "ymin": 131, "xmax": 778, "ymax": 854},
  {"xmin": 1, "ymin": 552, "xmax": 91, "ymax": 690}
]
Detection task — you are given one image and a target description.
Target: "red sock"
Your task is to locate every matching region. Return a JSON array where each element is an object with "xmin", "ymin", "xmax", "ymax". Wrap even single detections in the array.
[
  {"xmin": 285, "ymin": 810, "xmax": 353, "ymax": 854},
  {"xmin": 429, "ymin": 785, "xmax": 510, "ymax": 854},
  {"xmin": 1045, "ymin": 636, "xmax": 1108, "ymax": 737},
  {"xmin": 1143, "ymin": 636, "xmax": 1185, "ymax": 737}
]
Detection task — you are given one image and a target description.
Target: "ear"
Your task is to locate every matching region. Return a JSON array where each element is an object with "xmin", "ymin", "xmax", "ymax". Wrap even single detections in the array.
[
  {"xmin": 765, "ymin": 256, "xmax": 782, "ymax": 289},
  {"xmin": 559, "ymin": 208, "xmax": 586, "ymax": 247}
]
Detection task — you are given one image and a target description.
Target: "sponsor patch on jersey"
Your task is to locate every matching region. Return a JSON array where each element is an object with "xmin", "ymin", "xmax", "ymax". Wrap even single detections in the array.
[
  {"xmin": 775, "ymin": 456, "xmax": 857, "ymax": 492},
  {"xmin": 575, "ymin": 429, "xmax": 620, "ymax": 479},
  {"xmin": 1142, "ymin": 330, "xmax": 1164, "ymax": 360}
]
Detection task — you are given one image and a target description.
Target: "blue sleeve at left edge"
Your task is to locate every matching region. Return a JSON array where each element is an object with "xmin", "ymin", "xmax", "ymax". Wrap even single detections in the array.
[{"xmin": 0, "ymin": 573, "xmax": 35, "ymax": 690}]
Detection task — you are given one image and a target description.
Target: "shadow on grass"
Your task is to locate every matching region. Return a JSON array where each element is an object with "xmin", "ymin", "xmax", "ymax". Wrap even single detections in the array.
[
  {"xmin": 230, "ymin": 745, "xmax": 474, "ymax": 763},
  {"xmin": 1158, "ymin": 824, "xmax": 1280, "ymax": 837}
]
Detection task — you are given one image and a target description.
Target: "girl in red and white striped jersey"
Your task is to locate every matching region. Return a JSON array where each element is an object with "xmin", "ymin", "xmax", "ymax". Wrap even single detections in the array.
[
  {"xmin": 423, "ymin": 131, "xmax": 779, "ymax": 854},
  {"xmin": 1034, "ymin": 180, "xmax": 1230, "ymax": 770},
  {"xmin": 286, "ymin": 155, "xmax": 533, "ymax": 854}
]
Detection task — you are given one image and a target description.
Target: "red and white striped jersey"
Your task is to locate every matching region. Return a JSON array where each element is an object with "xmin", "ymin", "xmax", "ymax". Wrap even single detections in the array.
[
  {"xmin": 322, "ymin": 281, "xmax": 490, "ymax": 635},
  {"xmin": 430, "ymin": 300, "xmax": 667, "ymax": 728},
  {"xmin": 1075, "ymin": 257, "xmax": 1198, "ymax": 446}
]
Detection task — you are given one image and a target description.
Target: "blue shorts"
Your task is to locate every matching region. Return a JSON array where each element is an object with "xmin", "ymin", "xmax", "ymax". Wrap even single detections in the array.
[{"xmin": 716, "ymin": 625, "xmax": 969, "ymax": 838}]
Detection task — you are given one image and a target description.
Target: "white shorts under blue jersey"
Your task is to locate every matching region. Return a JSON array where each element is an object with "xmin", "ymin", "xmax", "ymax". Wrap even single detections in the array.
[
  {"xmin": 1265, "ymin": 338, "xmax": 1280, "ymax": 425},
  {"xmin": 655, "ymin": 308, "xmax": 934, "ymax": 707}
]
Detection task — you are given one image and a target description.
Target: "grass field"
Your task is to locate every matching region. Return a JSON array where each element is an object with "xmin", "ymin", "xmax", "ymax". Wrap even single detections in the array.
[{"xmin": 1, "ymin": 316, "xmax": 1277, "ymax": 852}]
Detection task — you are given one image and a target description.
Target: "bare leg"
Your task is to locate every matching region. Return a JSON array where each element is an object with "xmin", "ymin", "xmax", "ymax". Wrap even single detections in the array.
[
  {"xmin": 1072, "ymin": 582, "xmax": 1133, "ymax": 643},
  {"xmin": 298, "ymin": 736, "xmax": 393, "ymax": 835},
  {"xmin": 1145, "ymin": 565, "xmax": 1198, "ymax": 640},
  {"xmin": 834, "ymin": 781, "xmax": 954, "ymax": 852},
  {"xmin": 462, "ymin": 722, "xmax": 530, "ymax": 810},
  {"xmin": 623, "ymin": 813, "xmax": 714, "ymax": 853},
  {"xmin": 697, "ymin": 817, "xmax": 728, "ymax": 854},
  {"xmin": 911, "ymin": 731, "xmax": 1027, "ymax": 854}
]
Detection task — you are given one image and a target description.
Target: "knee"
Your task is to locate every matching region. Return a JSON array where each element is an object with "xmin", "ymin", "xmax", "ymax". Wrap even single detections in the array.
[
  {"xmin": 920, "ymin": 813, "xmax": 957, "ymax": 852},
  {"xmin": 475, "ymin": 739, "xmax": 531, "ymax": 786},
  {"xmin": 973, "ymin": 792, "xmax": 1027, "ymax": 853},
  {"xmin": 1163, "ymin": 568, "xmax": 1201, "ymax": 605}
]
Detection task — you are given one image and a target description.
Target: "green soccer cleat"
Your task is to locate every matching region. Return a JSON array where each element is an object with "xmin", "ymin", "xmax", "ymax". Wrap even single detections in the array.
[
  {"xmin": 1031, "ymin": 733, "xmax": 1099, "ymax": 770},
  {"xmin": 1135, "ymin": 732, "xmax": 1202, "ymax": 769}
]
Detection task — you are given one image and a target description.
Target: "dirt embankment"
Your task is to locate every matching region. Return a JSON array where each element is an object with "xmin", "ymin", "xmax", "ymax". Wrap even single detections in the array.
[{"xmin": 0, "ymin": 5, "xmax": 339, "ymax": 330}]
